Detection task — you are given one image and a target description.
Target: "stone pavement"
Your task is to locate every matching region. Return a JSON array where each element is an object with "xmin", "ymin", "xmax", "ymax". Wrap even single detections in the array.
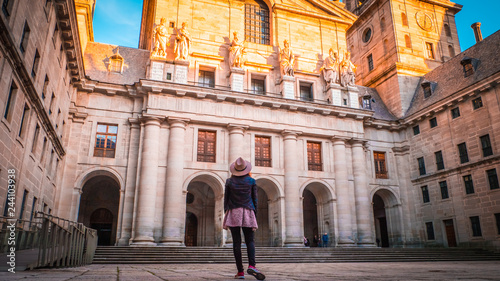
[{"xmin": 1, "ymin": 261, "xmax": 500, "ymax": 280}]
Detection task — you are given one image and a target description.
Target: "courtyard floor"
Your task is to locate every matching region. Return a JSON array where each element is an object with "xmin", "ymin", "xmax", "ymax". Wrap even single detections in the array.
[{"xmin": 0, "ymin": 261, "xmax": 500, "ymax": 280}]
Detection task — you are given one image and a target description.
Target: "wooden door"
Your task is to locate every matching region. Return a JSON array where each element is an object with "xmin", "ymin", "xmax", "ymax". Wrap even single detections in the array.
[{"xmin": 443, "ymin": 219, "xmax": 457, "ymax": 247}]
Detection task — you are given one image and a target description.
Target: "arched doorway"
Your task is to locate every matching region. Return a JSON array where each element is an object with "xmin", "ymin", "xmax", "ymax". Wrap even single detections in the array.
[
  {"xmin": 78, "ymin": 175, "xmax": 120, "ymax": 246},
  {"xmin": 302, "ymin": 182, "xmax": 334, "ymax": 247},
  {"xmin": 255, "ymin": 177, "xmax": 282, "ymax": 247},
  {"xmin": 372, "ymin": 189, "xmax": 403, "ymax": 248},
  {"xmin": 185, "ymin": 212, "xmax": 198, "ymax": 246},
  {"xmin": 255, "ymin": 187, "xmax": 269, "ymax": 246}
]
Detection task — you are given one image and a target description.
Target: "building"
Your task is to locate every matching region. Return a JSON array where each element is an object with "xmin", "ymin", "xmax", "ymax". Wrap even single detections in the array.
[{"xmin": 1, "ymin": 0, "xmax": 499, "ymax": 250}]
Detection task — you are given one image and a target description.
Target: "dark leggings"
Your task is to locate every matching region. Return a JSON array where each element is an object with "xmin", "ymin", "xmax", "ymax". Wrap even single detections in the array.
[{"xmin": 230, "ymin": 227, "xmax": 256, "ymax": 272}]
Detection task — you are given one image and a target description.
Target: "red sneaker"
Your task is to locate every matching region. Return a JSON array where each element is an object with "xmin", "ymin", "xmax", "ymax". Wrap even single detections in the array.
[{"xmin": 234, "ymin": 271, "xmax": 245, "ymax": 279}]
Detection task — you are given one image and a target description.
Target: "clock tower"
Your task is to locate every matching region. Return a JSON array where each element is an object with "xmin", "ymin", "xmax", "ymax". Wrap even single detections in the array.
[{"xmin": 345, "ymin": 0, "xmax": 462, "ymax": 118}]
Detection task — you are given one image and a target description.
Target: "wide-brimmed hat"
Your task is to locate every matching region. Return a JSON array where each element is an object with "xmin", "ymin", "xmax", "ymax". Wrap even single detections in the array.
[{"xmin": 229, "ymin": 157, "xmax": 252, "ymax": 176}]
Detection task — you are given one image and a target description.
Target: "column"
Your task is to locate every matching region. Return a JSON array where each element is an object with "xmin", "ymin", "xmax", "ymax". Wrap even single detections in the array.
[
  {"xmin": 282, "ymin": 130, "xmax": 303, "ymax": 247},
  {"xmin": 228, "ymin": 124, "xmax": 248, "ymax": 164},
  {"xmin": 351, "ymin": 139, "xmax": 375, "ymax": 246},
  {"xmin": 117, "ymin": 118, "xmax": 141, "ymax": 245},
  {"xmin": 160, "ymin": 118, "xmax": 189, "ymax": 246},
  {"xmin": 332, "ymin": 137, "xmax": 355, "ymax": 245},
  {"xmin": 131, "ymin": 116, "xmax": 163, "ymax": 245}
]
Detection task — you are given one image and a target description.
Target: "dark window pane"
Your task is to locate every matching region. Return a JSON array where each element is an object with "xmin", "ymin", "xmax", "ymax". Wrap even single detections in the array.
[
  {"xmin": 463, "ymin": 175, "xmax": 474, "ymax": 194},
  {"xmin": 451, "ymin": 107, "xmax": 460, "ymax": 119},
  {"xmin": 413, "ymin": 125, "xmax": 420, "ymax": 136},
  {"xmin": 421, "ymin": 186, "xmax": 430, "ymax": 203},
  {"xmin": 495, "ymin": 213, "xmax": 500, "ymax": 235},
  {"xmin": 418, "ymin": 157, "xmax": 426, "ymax": 176},
  {"xmin": 458, "ymin": 142, "xmax": 469, "ymax": 163},
  {"xmin": 470, "ymin": 216, "xmax": 482, "ymax": 237},
  {"xmin": 429, "ymin": 117, "xmax": 437, "ymax": 128},
  {"xmin": 480, "ymin": 135, "xmax": 493, "ymax": 157},
  {"xmin": 374, "ymin": 151, "xmax": 388, "ymax": 179},
  {"xmin": 472, "ymin": 97, "xmax": 483, "ymax": 109},
  {"xmin": 487, "ymin": 169, "xmax": 499, "ymax": 190},
  {"xmin": 426, "ymin": 222, "xmax": 435, "ymax": 240},
  {"xmin": 435, "ymin": 151, "xmax": 445, "ymax": 170},
  {"xmin": 439, "ymin": 181, "xmax": 449, "ymax": 199}
]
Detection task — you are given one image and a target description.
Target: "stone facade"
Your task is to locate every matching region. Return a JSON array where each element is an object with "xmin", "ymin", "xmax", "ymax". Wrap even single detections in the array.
[{"xmin": 1, "ymin": 0, "xmax": 499, "ymax": 251}]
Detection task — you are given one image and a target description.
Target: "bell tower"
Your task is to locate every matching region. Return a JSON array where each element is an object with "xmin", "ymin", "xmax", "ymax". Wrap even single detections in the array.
[{"xmin": 345, "ymin": 0, "xmax": 462, "ymax": 118}]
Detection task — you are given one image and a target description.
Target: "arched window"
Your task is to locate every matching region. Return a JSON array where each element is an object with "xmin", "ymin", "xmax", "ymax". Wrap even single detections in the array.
[
  {"xmin": 109, "ymin": 54, "xmax": 123, "ymax": 73},
  {"xmin": 444, "ymin": 24, "xmax": 452, "ymax": 37},
  {"xmin": 448, "ymin": 45, "xmax": 455, "ymax": 57},
  {"xmin": 245, "ymin": 0, "xmax": 270, "ymax": 45},
  {"xmin": 405, "ymin": 35, "xmax": 411, "ymax": 48},
  {"xmin": 380, "ymin": 17, "xmax": 386, "ymax": 32},
  {"xmin": 402, "ymin": 13, "xmax": 408, "ymax": 26},
  {"xmin": 383, "ymin": 39, "xmax": 389, "ymax": 54}
]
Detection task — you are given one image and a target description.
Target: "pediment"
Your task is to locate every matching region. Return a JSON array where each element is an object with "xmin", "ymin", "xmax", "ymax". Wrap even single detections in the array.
[{"xmin": 274, "ymin": 0, "xmax": 356, "ymax": 24}]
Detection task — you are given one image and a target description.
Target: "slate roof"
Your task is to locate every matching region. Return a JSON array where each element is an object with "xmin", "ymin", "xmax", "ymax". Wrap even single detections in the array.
[
  {"xmin": 356, "ymin": 86, "xmax": 398, "ymax": 121},
  {"xmin": 83, "ymin": 42, "xmax": 150, "ymax": 85},
  {"xmin": 404, "ymin": 29, "xmax": 500, "ymax": 117}
]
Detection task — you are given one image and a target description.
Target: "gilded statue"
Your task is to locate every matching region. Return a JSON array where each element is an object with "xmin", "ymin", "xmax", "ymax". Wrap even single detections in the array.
[
  {"xmin": 228, "ymin": 31, "xmax": 246, "ymax": 68},
  {"xmin": 279, "ymin": 40, "xmax": 295, "ymax": 77},
  {"xmin": 174, "ymin": 22, "xmax": 192, "ymax": 60},
  {"xmin": 321, "ymin": 48, "xmax": 339, "ymax": 85},
  {"xmin": 340, "ymin": 51, "xmax": 356, "ymax": 87},
  {"xmin": 151, "ymin": 17, "xmax": 170, "ymax": 58}
]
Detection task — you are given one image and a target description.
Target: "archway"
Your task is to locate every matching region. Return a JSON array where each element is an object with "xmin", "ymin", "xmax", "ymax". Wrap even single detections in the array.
[
  {"xmin": 255, "ymin": 187, "xmax": 269, "ymax": 246},
  {"xmin": 255, "ymin": 177, "xmax": 282, "ymax": 247},
  {"xmin": 372, "ymin": 188, "xmax": 403, "ymax": 248},
  {"xmin": 302, "ymin": 181, "xmax": 335, "ymax": 247},
  {"xmin": 78, "ymin": 175, "xmax": 120, "ymax": 246}
]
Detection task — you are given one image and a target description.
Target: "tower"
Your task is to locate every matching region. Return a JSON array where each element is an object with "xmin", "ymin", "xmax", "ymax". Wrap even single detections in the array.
[{"xmin": 345, "ymin": 0, "xmax": 462, "ymax": 118}]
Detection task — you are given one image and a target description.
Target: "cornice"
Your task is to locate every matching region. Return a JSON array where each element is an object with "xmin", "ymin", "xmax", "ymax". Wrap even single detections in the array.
[{"xmin": 273, "ymin": 4, "xmax": 355, "ymax": 26}]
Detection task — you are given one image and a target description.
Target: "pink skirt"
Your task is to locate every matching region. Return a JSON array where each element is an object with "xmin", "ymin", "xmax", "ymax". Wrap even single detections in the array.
[{"xmin": 223, "ymin": 207, "xmax": 258, "ymax": 229}]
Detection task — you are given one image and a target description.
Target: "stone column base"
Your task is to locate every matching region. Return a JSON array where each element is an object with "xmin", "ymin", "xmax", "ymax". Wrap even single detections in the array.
[
  {"xmin": 174, "ymin": 60, "xmax": 189, "ymax": 84},
  {"xmin": 230, "ymin": 67, "xmax": 245, "ymax": 92},
  {"xmin": 280, "ymin": 76, "xmax": 296, "ymax": 99},
  {"xmin": 325, "ymin": 84, "xmax": 342, "ymax": 106}
]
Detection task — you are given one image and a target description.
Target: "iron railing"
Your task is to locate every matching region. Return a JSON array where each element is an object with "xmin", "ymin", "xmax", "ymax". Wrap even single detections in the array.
[{"xmin": 0, "ymin": 212, "xmax": 97, "ymax": 269}]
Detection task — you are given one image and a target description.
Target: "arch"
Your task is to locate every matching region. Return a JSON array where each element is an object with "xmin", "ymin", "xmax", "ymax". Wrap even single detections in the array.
[
  {"xmin": 370, "ymin": 186, "xmax": 401, "ymax": 207},
  {"xmin": 255, "ymin": 176, "xmax": 283, "ymax": 247},
  {"xmin": 405, "ymin": 35, "xmax": 412, "ymax": 48},
  {"xmin": 448, "ymin": 45, "xmax": 455, "ymax": 57},
  {"xmin": 254, "ymin": 175, "xmax": 283, "ymax": 200},
  {"xmin": 299, "ymin": 179, "xmax": 335, "ymax": 203},
  {"xmin": 183, "ymin": 171, "xmax": 225, "ymax": 197},
  {"xmin": 401, "ymin": 13, "xmax": 408, "ymax": 27},
  {"xmin": 444, "ymin": 23, "xmax": 452, "ymax": 37},
  {"xmin": 380, "ymin": 17, "xmax": 386, "ymax": 32},
  {"xmin": 371, "ymin": 187, "xmax": 404, "ymax": 248},
  {"xmin": 75, "ymin": 166, "xmax": 124, "ymax": 192},
  {"xmin": 244, "ymin": 0, "xmax": 271, "ymax": 45},
  {"xmin": 383, "ymin": 39, "xmax": 389, "ymax": 54}
]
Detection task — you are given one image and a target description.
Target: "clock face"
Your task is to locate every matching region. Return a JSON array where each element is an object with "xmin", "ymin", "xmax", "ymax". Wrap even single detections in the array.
[{"xmin": 416, "ymin": 11, "xmax": 433, "ymax": 31}]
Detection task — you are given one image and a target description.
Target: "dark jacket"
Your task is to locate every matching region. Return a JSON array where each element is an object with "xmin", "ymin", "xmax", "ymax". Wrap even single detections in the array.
[{"xmin": 224, "ymin": 175, "xmax": 257, "ymax": 214}]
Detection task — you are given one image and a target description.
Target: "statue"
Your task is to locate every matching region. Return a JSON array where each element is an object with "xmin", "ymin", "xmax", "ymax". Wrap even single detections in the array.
[
  {"xmin": 151, "ymin": 17, "xmax": 170, "ymax": 58},
  {"xmin": 228, "ymin": 31, "xmax": 246, "ymax": 68},
  {"xmin": 340, "ymin": 51, "xmax": 356, "ymax": 87},
  {"xmin": 279, "ymin": 40, "xmax": 295, "ymax": 77},
  {"xmin": 174, "ymin": 22, "xmax": 192, "ymax": 60},
  {"xmin": 321, "ymin": 48, "xmax": 339, "ymax": 86}
]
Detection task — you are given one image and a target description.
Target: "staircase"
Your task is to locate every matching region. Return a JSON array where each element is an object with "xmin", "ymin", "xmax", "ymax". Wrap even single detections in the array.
[{"xmin": 93, "ymin": 246, "xmax": 500, "ymax": 264}]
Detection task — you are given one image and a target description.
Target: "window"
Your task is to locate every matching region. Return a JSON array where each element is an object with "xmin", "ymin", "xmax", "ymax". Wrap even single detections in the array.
[
  {"xmin": 198, "ymin": 69, "xmax": 215, "ymax": 88},
  {"xmin": 32, "ymin": 49, "xmax": 40, "ymax": 77},
  {"xmin": 48, "ymin": 93, "xmax": 55, "ymax": 115},
  {"xmin": 18, "ymin": 104, "xmax": 30, "ymax": 139},
  {"xmin": 29, "ymin": 196, "xmax": 37, "ymax": 222},
  {"xmin": 94, "ymin": 124, "xmax": 118, "ymax": 158},
  {"xmin": 413, "ymin": 125, "xmax": 420, "ymax": 136},
  {"xmin": 47, "ymin": 150, "xmax": 54, "ymax": 175},
  {"xmin": 255, "ymin": 135, "xmax": 271, "ymax": 167},
  {"xmin": 2, "ymin": 0, "xmax": 14, "ymax": 17},
  {"xmin": 300, "ymin": 83, "xmax": 313, "ymax": 101},
  {"xmin": 31, "ymin": 124, "xmax": 40, "ymax": 153},
  {"xmin": 362, "ymin": 28, "xmax": 372, "ymax": 43},
  {"xmin": 401, "ymin": 13, "xmax": 408, "ymax": 26},
  {"xmin": 197, "ymin": 130, "xmax": 216, "ymax": 162},
  {"xmin": 422, "ymin": 82, "xmax": 433, "ymax": 98},
  {"xmin": 53, "ymin": 23, "xmax": 59, "ymax": 46},
  {"xmin": 472, "ymin": 97, "xmax": 483, "ymax": 109},
  {"xmin": 417, "ymin": 157, "xmax": 426, "ymax": 176},
  {"xmin": 405, "ymin": 35, "xmax": 411, "ymax": 48},
  {"xmin": 462, "ymin": 60, "xmax": 474, "ymax": 77},
  {"xmin": 40, "ymin": 137, "xmax": 47, "ymax": 163},
  {"xmin": 367, "ymin": 54, "xmax": 374, "ymax": 71},
  {"xmin": 429, "ymin": 117, "xmax": 437, "ymax": 128},
  {"xmin": 244, "ymin": 0, "xmax": 270, "ymax": 45},
  {"xmin": 19, "ymin": 190, "xmax": 28, "ymax": 219},
  {"xmin": 374, "ymin": 151, "xmax": 388, "ymax": 179},
  {"xmin": 480, "ymin": 134, "xmax": 493, "ymax": 157},
  {"xmin": 439, "ymin": 181, "xmax": 449, "ymax": 199},
  {"xmin": 435, "ymin": 151, "xmax": 444, "ymax": 170},
  {"xmin": 495, "ymin": 213, "xmax": 500, "ymax": 235},
  {"xmin": 383, "ymin": 39, "xmax": 389, "ymax": 54},
  {"xmin": 421, "ymin": 186, "xmax": 430, "ymax": 203},
  {"xmin": 362, "ymin": 96, "xmax": 371, "ymax": 110},
  {"xmin": 307, "ymin": 141, "xmax": 322, "ymax": 171},
  {"xmin": 444, "ymin": 24, "xmax": 452, "ymax": 37},
  {"xmin": 425, "ymin": 222, "xmax": 435, "ymax": 240},
  {"xmin": 448, "ymin": 45, "xmax": 455, "ymax": 57},
  {"xmin": 251, "ymin": 77, "xmax": 265, "ymax": 95},
  {"xmin": 109, "ymin": 55, "xmax": 123, "ymax": 73},
  {"xmin": 451, "ymin": 107, "xmax": 460, "ymax": 119},
  {"xmin": 470, "ymin": 216, "xmax": 482, "ymax": 237},
  {"xmin": 463, "ymin": 175, "xmax": 474, "ymax": 194},
  {"xmin": 380, "ymin": 17, "xmax": 386, "ymax": 32},
  {"xmin": 42, "ymin": 75, "xmax": 49, "ymax": 100},
  {"xmin": 458, "ymin": 142, "xmax": 469, "ymax": 163},
  {"xmin": 425, "ymin": 42, "xmax": 435, "ymax": 59},
  {"xmin": 3, "ymin": 81, "xmax": 17, "ymax": 122},
  {"xmin": 20, "ymin": 21, "xmax": 30, "ymax": 53},
  {"xmin": 487, "ymin": 169, "xmax": 499, "ymax": 190}
]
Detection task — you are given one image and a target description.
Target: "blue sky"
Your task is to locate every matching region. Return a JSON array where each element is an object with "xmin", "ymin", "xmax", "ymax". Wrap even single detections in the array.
[{"xmin": 93, "ymin": 0, "xmax": 500, "ymax": 52}]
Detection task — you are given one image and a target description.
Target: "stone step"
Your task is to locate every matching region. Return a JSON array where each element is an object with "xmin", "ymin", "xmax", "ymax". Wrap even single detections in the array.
[{"xmin": 92, "ymin": 247, "xmax": 500, "ymax": 264}]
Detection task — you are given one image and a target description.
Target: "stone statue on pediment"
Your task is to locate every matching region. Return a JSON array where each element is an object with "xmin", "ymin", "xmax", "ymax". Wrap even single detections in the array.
[
  {"xmin": 321, "ymin": 48, "xmax": 339, "ymax": 86},
  {"xmin": 228, "ymin": 31, "xmax": 246, "ymax": 69},
  {"xmin": 340, "ymin": 51, "xmax": 356, "ymax": 87},
  {"xmin": 151, "ymin": 17, "xmax": 170, "ymax": 59},
  {"xmin": 280, "ymin": 40, "xmax": 295, "ymax": 77},
  {"xmin": 174, "ymin": 22, "xmax": 192, "ymax": 60}
]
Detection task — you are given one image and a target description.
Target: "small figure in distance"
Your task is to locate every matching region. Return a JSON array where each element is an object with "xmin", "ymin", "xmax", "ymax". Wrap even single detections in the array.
[{"xmin": 322, "ymin": 232, "xmax": 329, "ymax": 248}]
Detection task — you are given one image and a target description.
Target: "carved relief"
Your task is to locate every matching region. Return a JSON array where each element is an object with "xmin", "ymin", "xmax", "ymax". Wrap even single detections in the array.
[
  {"xmin": 279, "ymin": 40, "xmax": 295, "ymax": 77},
  {"xmin": 321, "ymin": 48, "xmax": 339, "ymax": 86},
  {"xmin": 228, "ymin": 31, "xmax": 246, "ymax": 69},
  {"xmin": 174, "ymin": 22, "xmax": 192, "ymax": 60},
  {"xmin": 151, "ymin": 17, "xmax": 170, "ymax": 59}
]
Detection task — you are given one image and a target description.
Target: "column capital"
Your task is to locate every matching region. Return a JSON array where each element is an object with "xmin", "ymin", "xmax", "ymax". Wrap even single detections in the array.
[
  {"xmin": 281, "ymin": 130, "xmax": 302, "ymax": 139},
  {"xmin": 331, "ymin": 135, "xmax": 349, "ymax": 144},
  {"xmin": 139, "ymin": 114, "xmax": 165, "ymax": 125},
  {"xmin": 392, "ymin": 145, "xmax": 411, "ymax": 155},
  {"xmin": 128, "ymin": 118, "xmax": 141, "ymax": 128},
  {"xmin": 227, "ymin": 124, "xmax": 249, "ymax": 134},
  {"xmin": 167, "ymin": 117, "xmax": 190, "ymax": 128},
  {"xmin": 349, "ymin": 138, "xmax": 368, "ymax": 147}
]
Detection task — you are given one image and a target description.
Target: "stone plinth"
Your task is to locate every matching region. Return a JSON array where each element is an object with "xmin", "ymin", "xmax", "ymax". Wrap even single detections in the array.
[
  {"xmin": 229, "ymin": 68, "xmax": 245, "ymax": 92},
  {"xmin": 347, "ymin": 86, "xmax": 360, "ymax": 108},
  {"xmin": 148, "ymin": 60, "xmax": 174, "ymax": 82},
  {"xmin": 174, "ymin": 60, "xmax": 189, "ymax": 84},
  {"xmin": 325, "ymin": 84, "xmax": 342, "ymax": 106},
  {"xmin": 280, "ymin": 76, "xmax": 296, "ymax": 99}
]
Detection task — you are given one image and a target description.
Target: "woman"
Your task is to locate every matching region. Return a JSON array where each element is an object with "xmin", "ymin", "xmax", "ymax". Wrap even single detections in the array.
[{"xmin": 224, "ymin": 157, "xmax": 266, "ymax": 280}]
